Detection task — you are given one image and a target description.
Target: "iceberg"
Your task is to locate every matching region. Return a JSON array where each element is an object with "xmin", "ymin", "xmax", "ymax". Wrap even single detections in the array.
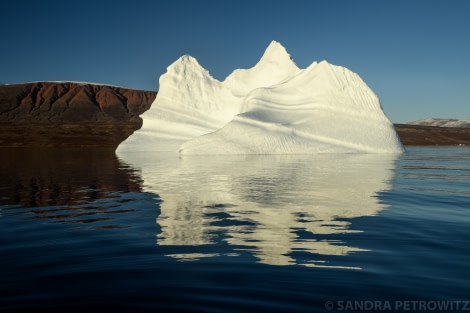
[{"xmin": 117, "ymin": 41, "xmax": 404, "ymax": 154}]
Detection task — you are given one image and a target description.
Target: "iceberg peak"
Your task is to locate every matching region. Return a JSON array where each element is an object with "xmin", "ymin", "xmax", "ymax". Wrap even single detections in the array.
[
  {"xmin": 223, "ymin": 41, "xmax": 300, "ymax": 97},
  {"xmin": 258, "ymin": 40, "xmax": 296, "ymax": 65},
  {"xmin": 166, "ymin": 54, "xmax": 212, "ymax": 80}
]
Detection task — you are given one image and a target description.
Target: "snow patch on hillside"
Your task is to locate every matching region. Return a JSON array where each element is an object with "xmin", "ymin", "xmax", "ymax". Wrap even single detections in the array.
[{"xmin": 408, "ymin": 118, "xmax": 470, "ymax": 128}]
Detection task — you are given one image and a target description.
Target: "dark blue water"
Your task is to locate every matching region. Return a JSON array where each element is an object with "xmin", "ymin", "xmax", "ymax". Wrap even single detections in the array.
[{"xmin": 1, "ymin": 147, "xmax": 469, "ymax": 312}]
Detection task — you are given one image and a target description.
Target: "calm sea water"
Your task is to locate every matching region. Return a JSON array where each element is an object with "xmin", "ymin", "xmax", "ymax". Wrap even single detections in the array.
[{"xmin": 1, "ymin": 147, "xmax": 469, "ymax": 312}]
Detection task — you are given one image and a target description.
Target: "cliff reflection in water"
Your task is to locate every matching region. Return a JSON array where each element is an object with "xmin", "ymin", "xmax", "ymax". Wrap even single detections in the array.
[
  {"xmin": 119, "ymin": 152, "xmax": 398, "ymax": 268},
  {"xmin": 0, "ymin": 148, "xmax": 145, "ymax": 228}
]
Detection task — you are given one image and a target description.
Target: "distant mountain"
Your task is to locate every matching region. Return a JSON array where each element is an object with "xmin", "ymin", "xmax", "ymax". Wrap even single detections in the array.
[{"xmin": 408, "ymin": 118, "xmax": 470, "ymax": 128}]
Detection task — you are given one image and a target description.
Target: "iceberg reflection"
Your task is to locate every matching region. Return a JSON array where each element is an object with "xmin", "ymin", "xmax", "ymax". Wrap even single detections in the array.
[{"xmin": 118, "ymin": 152, "xmax": 398, "ymax": 268}]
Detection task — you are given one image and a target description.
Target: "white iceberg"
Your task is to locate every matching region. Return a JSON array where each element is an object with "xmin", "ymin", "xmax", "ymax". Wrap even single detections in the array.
[{"xmin": 117, "ymin": 41, "xmax": 404, "ymax": 154}]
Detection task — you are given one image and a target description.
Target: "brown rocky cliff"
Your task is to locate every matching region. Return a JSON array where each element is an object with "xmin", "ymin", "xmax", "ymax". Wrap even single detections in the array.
[
  {"xmin": 0, "ymin": 82, "xmax": 157, "ymax": 147},
  {"xmin": 394, "ymin": 124, "xmax": 470, "ymax": 146}
]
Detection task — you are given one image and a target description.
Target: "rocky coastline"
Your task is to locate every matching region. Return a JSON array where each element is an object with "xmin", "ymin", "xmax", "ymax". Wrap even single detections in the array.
[{"xmin": 1, "ymin": 82, "xmax": 468, "ymax": 148}]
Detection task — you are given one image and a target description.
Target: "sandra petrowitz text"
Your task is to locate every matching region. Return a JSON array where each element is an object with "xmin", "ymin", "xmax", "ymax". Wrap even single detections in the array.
[{"xmin": 324, "ymin": 300, "xmax": 469, "ymax": 311}]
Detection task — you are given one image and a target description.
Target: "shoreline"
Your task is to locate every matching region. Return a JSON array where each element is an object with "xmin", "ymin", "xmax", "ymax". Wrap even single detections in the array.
[
  {"xmin": 0, "ymin": 123, "xmax": 468, "ymax": 148},
  {"xmin": 1, "ymin": 83, "xmax": 468, "ymax": 148}
]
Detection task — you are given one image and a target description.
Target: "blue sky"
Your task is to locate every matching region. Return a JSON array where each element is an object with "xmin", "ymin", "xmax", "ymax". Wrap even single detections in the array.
[{"xmin": 1, "ymin": 0, "xmax": 469, "ymax": 123}]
